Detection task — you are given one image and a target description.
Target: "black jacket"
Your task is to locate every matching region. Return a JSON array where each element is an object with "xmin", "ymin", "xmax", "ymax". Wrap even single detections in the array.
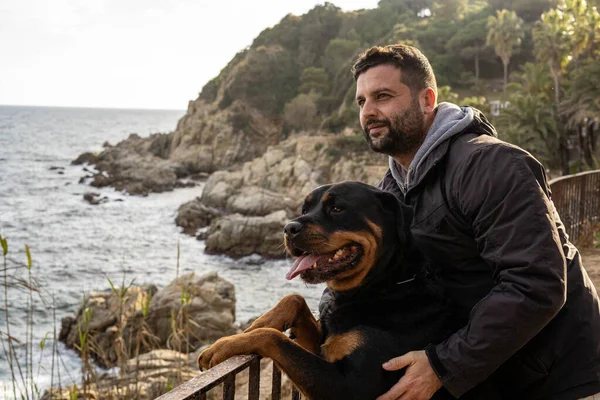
[{"xmin": 378, "ymin": 111, "xmax": 600, "ymax": 399}]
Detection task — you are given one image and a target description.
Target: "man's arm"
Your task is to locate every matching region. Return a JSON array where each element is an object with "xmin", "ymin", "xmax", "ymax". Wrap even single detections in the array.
[{"xmin": 429, "ymin": 143, "xmax": 566, "ymax": 397}]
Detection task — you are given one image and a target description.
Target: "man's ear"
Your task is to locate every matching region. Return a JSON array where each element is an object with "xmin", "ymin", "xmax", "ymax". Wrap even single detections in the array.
[
  {"xmin": 420, "ymin": 87, "xmax": 437, "ymax": 115},
  {"xmin": 377, "ymin": 190, "xmax": 414, "ymax": 247}
]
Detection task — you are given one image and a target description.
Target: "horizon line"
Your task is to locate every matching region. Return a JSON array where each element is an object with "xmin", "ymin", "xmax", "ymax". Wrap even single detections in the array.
[{"xmin": 0, "ymin": 103, "xmax": 186, "ymax": 112}]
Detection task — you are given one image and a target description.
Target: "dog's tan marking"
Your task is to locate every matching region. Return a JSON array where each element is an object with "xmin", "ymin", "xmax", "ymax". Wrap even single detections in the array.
[
  {"xmin": 366, "ymin": 219, "xmax": 383, "ymax": 240},
  {"xmin": 324, "ymin": 228, "xmax": 379, "ymax": 291},
  {"xmin": 306, "ymin": 194, "xmax": 312, "ymax": 203},
  {"xmin": 322, "ymin": 192, "xmax": 331, "ymax": 202},
  {"xmin": 321, "ymin": 331, "xmax": 364, "ymax": 362}
]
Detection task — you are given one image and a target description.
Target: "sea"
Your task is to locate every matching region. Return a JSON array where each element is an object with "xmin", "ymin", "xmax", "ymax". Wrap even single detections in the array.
[{"xmin": 0, "ymin": 105, "xmax": 323, "ymax": 398}]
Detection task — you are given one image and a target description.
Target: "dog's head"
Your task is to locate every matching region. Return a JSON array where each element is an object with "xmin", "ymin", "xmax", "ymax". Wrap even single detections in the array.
[{"xmin": 284, "ymin": 181, "xmax": 413, "ymax": 292}]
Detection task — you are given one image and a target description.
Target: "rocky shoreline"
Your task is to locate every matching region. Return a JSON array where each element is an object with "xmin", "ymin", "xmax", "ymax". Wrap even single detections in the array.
[
  {"xmin": 43, "ymin": 272, "xmax": 293, "ymax": 399},
  {"xmin": 74, "ymin": 128, "xmax": 387, "ymax": 259}
]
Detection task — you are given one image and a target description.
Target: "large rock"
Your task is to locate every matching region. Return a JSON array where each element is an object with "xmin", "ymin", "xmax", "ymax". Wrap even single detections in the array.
[
  {"xmin": 205, "ymin": 211, "xmax": 288, "ymax": 258},
  {"xmin": 59, "ymin": 285, "xmax": 154, "ymax": 367},
  {"xmin": 170, "ymin": 100, "xmax": 282, "ymax": 172},
  {"xmin": 75, "ymin": 132, "xmax": 194, "ymax": 196},
  {"xmin": 175, "ymin": 198, "xmax": 224, "ymax": 235},
  {"xmin": 132, "ymin": 272, "xmax": 238, "ymax": 352},
  {"xmin": 59, "ymin": 273, "xmax": 237, "ymax": 368},
  {"xmin": 194, "ymin": 134, "xmax": 387, "ymax": 258}
]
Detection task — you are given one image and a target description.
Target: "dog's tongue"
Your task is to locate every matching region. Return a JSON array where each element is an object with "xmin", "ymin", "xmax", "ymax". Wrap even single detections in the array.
[{"xmin": 286, "ymin": 254, "xmax": 320, "ymax": 280}]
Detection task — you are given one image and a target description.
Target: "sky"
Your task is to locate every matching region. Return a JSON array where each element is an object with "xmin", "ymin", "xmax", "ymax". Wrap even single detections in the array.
[{"xmin": 0, "ymin": 0, "xmax": 379, "ymax": 110}]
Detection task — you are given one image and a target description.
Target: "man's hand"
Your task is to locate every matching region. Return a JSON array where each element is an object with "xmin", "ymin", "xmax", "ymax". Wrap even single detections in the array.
[{"xmin": 376, "ymin": 350, "xmax": 442, "ymax": 400}]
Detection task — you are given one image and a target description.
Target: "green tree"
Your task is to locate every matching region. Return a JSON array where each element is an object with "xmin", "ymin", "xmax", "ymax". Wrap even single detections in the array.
[
  {"xmin": 515, "ymin": 62, "xmax": 554, "ymax": 99},
  {"xmin": 486, "ymin": 9, "xmax": 525, "ymax": 90},
  {"xmin": 432, "ymin": 0, "xmax": 468, "ymax": 20},
  {"xmin": 322, "ymin": 38, "xmax": 361, "ymax": 77},
  {"xmin": 284, "ymin": 92, "xmax": 322, "ymax": 132},
  {"xmin": 560, "ymin": 59, "xmax": 600, "ymax": 166},
  {"xmin": 446, "ymin": 17, "xmax": 489, "ymax": 84},
  {"xmin": 563, "ymin": 0, "xmax": 600, "ymax": 61},
  {"xmin": 297, "ymin": 3, "xmax": 344, "ymax": 69},
  {"xmin": 487, "ymin": 0, "xmax": 559, "ymax": 22},
  {"xmin": 378, "ymin": 0, "xmax": 434, "ymax": 15},
  {"xmin": 532, "ymin": 8, "xmax": 572, "ymax": 104},
  {"xmin": 299, "ymin": 67, "xmax": 330, "ymax": 94},
  {"xmin": 497, "ymin": 91, "xmax": 560, "ymax": 168}
]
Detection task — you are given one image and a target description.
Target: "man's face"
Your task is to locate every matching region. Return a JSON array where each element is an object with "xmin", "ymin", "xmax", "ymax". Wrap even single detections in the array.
[{"xmin": 355, "ymin": 64, "xmax": 426, "ymax": 157}]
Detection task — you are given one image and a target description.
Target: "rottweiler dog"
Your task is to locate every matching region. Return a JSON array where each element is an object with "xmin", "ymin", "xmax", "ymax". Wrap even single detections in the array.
[{"xmin": 198, "ymin": 182, "xmax": 498, "ymax": 399}]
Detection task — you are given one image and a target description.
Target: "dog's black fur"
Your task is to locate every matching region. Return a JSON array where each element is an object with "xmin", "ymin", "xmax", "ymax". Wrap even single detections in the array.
[{"xmin": 199, "ymin": 182, "xmax": 499, "ymax": 399}]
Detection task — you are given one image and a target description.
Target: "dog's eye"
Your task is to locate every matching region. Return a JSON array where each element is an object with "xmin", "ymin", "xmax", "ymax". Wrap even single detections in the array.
[{"xmin": 331, "ymin": 206, "xmax": 343, "ymax": 214}]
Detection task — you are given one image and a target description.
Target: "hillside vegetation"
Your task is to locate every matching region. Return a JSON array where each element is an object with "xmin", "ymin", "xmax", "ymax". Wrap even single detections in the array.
[{"xmin": 196, "ymin": 0, "xmax": 599, "ymax": 174}]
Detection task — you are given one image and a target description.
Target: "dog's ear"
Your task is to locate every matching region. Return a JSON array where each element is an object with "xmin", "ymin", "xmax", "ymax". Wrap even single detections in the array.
[{"xmin": 377, "ymin": 190, "xmax": 413, "ymax": 247}]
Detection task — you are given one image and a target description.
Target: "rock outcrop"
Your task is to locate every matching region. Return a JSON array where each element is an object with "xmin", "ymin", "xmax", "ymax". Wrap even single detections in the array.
[
  {"xmin": 204, "ymin": 211, "xmax": 289, "ymax": 258},
  {"xmin": 74, "ymin": 99, "xmax": 281, "ymax": 195},
  {"xmin": 178, "ymin": 134, "xmax": 387, "ymax": 258},
  {"xmin": 74, "ymin": 133, "xmax": 195, "ymax": 196},
  {"xmin": 59, "ymin": 272, "xmax": 237, "ymax": 368},
  {"xmin": 47, "ymin": 272, "xmax": 295, "ymax": 400}
]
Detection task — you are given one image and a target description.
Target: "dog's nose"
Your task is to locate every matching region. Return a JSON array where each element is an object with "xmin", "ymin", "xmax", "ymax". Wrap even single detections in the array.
[{"xmin": 284, "ymin": 221, "xmax": 303, "ymax": 238}]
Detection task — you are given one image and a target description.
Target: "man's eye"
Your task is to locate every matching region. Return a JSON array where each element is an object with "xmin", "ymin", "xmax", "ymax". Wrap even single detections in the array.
[
  {"xmin": 357, "ymin": 99, "xmax": 364, "ymax": 107},
  {"xmin": 377, "ymin": 93, "xmax": 390, "ymax": 99}
]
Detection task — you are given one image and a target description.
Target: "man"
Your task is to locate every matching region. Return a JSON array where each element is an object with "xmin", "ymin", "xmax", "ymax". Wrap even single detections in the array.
[{"xmin": 350, "ymin": 44, "xmax": 600, "ymax": 399}]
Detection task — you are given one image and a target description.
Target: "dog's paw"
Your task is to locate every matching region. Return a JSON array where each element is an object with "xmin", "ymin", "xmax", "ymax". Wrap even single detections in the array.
[{"xmin": 197, "ymin": 336, "xmax": 245, "ymax": 371}]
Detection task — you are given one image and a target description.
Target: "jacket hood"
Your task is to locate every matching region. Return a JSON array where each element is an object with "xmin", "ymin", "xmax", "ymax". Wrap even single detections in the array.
[{"xmin": 390, "ymin": 103, "xmax": 497, "ymax": 193}]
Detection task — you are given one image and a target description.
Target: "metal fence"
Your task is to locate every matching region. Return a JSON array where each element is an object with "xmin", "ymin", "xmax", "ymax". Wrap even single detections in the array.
[
  {"xmin": 155, "ymin": 355, "xmax": 302, "ymax": 400},
  {"xmin": 549, "ymin": 169, "xmax": 600, "ymax": 243}
]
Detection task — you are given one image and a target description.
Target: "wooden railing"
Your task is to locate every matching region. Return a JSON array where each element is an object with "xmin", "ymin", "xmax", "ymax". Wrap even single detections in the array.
[
  {"xmin": 549, "ymin": 169, "xmax": 600, "ymax": 243},
  {"xmin": 155, "ymin": 354, "xmax": 302, "ymax": 400}
]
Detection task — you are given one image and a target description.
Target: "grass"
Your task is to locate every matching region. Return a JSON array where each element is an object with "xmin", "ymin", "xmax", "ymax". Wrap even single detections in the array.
[{"xmin": 0, "ymin": 234, "xmax": 204, "ymax": 400}]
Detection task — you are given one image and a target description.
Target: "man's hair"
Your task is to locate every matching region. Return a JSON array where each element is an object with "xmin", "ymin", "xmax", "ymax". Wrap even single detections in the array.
[{"xmin": 351, "ymin": 44, "xmax": 437, "ymax": 96}]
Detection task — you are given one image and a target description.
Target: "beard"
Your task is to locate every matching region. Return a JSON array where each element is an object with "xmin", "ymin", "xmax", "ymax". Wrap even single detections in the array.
[{"xmin": 362, "ymin": 98, "xmax": 426, "ymax": 157}]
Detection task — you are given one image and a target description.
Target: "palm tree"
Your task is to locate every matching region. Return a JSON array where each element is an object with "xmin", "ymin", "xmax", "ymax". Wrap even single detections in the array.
[
  {"xmin": 497, "ymin": 91, "xmax": 560, "ymax": 168},
  {"xmin": 486, "ymin": 9, "xmax": 525, "ymax": 90},
  {"xmin": 532, "ymin": 8, "xmax": 574, "ymax": 174},
  {"xmin": 515, "ymin": 62, "xmax": 554, "ymax": 99},
  {"xmin": 532, "ymin": 8, "xmax": 572, "ymax": 105},
  {"xmin": 562, "ymin": 0, "xmax": 600, "ymax": 61}
]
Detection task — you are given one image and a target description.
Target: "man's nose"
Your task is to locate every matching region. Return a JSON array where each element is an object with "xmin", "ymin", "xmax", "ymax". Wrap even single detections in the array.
[
  {"xmin": 284, "ymin": 221, "xmax": 303, "ymax": 238},
  {"xmin": 361, "ymin": 99, "xmax": 377, "ymax": 121}
]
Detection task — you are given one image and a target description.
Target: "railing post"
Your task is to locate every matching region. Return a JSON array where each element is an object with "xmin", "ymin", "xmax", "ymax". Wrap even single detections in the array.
[
  {"xmin": 223, "ymin": 374, "xmax": 235, "ymax": 400},
  {"xmin": 248, "ymin": 356, "xmax": 260, "ymax": 400},
  {"xmin": 271, "ymin": 364, "xmax": 282, "ymax": 400}
]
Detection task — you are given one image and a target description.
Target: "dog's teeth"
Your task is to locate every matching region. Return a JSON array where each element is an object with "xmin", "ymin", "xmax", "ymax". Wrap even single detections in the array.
[{"xmin": 312, "ymin": 262, "xmax": 317, "ymax": 268}]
